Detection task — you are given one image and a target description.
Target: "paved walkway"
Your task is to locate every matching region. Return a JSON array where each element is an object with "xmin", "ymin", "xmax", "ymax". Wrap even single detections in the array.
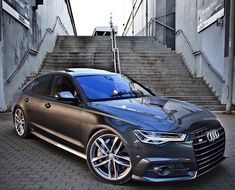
[{"xmin": 0, "ymin": 112, "xmax": 234, "ymax": 190}]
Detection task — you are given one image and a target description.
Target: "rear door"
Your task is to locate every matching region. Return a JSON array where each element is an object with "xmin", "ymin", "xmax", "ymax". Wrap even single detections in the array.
[{"xmin": 24, "ymin": 75, "xmax": 53, "ymax": 128}]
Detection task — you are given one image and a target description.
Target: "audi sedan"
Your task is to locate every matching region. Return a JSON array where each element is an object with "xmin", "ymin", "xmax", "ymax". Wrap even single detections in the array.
[{"xmin": 11, "ymin": 68, "xmax": 226, "ymax": 184}]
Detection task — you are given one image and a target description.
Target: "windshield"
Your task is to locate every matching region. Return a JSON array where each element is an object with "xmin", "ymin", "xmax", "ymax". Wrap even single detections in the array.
[{"xmin": 75, "ymin": 74, "xmax": 151, "ymax": 101}]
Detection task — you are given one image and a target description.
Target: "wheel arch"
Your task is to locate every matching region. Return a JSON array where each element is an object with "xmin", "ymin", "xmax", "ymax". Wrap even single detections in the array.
[{"xmin": 87, "ymin": 124, "xmax": 128, "ymax": 146}]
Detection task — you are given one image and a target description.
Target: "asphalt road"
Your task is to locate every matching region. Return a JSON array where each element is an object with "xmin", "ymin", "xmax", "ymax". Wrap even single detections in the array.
[{"xmin": 0, "ymin": 112, "xmax": 234, "ymax": 190}]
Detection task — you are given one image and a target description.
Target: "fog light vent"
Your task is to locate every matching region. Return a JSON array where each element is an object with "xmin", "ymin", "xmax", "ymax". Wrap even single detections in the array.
[{"xmin": 154, "ymin": 166, "xmax": 171, "ymax": 177}]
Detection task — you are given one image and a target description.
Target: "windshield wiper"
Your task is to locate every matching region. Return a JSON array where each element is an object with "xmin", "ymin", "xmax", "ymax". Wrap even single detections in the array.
[{"xmin": 111, "ymin": 90, "xmax": 144, "ymax": 98}]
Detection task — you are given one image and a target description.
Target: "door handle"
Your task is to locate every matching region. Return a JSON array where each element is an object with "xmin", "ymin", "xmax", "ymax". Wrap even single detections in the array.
[
  {"xmin": 25, "ymin": 98, "xmax": 29, "ymax": 103},
  {"xmin": 45, "ymin": 103, "xmax": 51, "ymax": 109}
]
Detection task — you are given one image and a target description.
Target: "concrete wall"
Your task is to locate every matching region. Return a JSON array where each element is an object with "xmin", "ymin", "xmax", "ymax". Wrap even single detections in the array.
[
  {"xmin": 123, "ymin": 0, "xmax": 175, "ymax": 49},
  {"xmin": 0, "ymin": 41, "xmax": 4, "ymax": 111},
  {"xmin": 176, "ymin": 0, "xmax": 199, "ymax": 52},
  {"xmin": 175, "ymin": 0, "xmax": 228, "ymax": 103},
  {"xmin": 154, "ymin": 0, "xmax": 175, "ymax": 48},
  {"xmin": 233, "ymin": 61, "xmax": 235, "ymax": 105},
  {"xmin": 200, "ymin": 23, "xmax": 225, "ymax": 77},
  {"xmin": 0, "ymin": 0, "xmax": 75, "ymax": 111}
]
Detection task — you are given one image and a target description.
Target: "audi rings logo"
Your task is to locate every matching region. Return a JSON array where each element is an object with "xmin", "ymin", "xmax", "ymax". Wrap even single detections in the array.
[{"xmin": 206, "ymin": 130, "xmax": 220, "ymax": 142}]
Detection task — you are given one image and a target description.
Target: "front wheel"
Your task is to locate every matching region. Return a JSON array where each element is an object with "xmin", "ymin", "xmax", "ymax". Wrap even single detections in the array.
[{"xmin": 86, "ymin": 129, "xmax": 132, "ymax": 184}]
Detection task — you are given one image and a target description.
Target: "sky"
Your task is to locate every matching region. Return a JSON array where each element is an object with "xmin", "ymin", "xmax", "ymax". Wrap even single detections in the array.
[{"xmin": 70, "ymin": 0, "xmax": 132, "ymax": 36}]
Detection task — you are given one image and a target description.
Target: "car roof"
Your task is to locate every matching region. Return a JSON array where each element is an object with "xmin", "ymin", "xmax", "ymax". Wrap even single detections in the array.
[{"xmin": 51, "ymin": 68, "xmax": 116, "ymax": 77}]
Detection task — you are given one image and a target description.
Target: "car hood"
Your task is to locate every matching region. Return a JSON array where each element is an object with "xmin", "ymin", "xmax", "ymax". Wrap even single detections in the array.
[{"xmin": 87, "ymin": 96, "xmax": 216, "ymax": 133}]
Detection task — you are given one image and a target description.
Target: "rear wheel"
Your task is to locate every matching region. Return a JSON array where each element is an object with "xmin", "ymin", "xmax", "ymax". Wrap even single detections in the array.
[
  {"xmin": 86, "ymin": 129, "xmax": 132, "ymax": 184},
  {"xmin": 14, "ymin": 107, "xmax": 30, "ymax": 138}
]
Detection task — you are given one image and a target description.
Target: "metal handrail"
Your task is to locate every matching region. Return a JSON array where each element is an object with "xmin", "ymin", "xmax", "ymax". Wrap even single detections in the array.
[
  {"xmin": 110, "ymin": 17, "xmax": 121, "ymax": 73},
  {"xmin": 134, "ymin": 17, "xmax": 175, "ymax": 36},
  {"xmin": 175, "ymin": 29, "xmax": 225, "ymax": 83},
  {"xmin": 149, "ymin": 18, "xmax": 175, "ymax": 32},
  {"xmin": 7, "ymin": 16, "xmax": 69, "ymax": 83},
  {"xmin": 110, "ymin": 30, "xmax": 117, "ymax": 72}
]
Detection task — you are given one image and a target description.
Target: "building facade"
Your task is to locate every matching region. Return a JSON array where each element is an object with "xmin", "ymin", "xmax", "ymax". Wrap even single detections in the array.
[
  {"xmin": 122, "ymin": 0, "xmax": 175, "ymax": 49},
  {"xmin": 0, "ymin": 0, "xmax": 76, "ymax": 111},
  {"xmin": 175, "ymin": 0, "xmax": 234, "ymax": 105}
]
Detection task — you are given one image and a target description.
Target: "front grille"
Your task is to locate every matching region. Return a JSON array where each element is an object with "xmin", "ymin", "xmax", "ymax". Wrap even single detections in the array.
[{"xmin": 193, "ymin": 123, "xmax": 225, "ymax": 176}]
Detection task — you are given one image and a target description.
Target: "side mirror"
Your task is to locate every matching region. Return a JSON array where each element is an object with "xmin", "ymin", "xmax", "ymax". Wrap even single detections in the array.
[{"xmin": 55, "ymin": 91, "xmax": 76, "ymax": 101}]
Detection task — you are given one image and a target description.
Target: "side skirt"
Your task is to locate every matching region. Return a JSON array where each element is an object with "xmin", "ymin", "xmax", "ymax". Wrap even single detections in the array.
[{"xmin": 31, "ymin": 131, "xmax": 87, "ymax": 160}]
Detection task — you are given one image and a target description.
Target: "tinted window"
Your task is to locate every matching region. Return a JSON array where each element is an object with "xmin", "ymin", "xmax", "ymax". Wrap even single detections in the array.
[
  {"xmin": 23, "ymin": 81, "xmax": 34, "ymax": 92},
  {"xmin": 50, "ymin": 75, "xmax": 77, "ymax": 97},
  {"xmin": 30, "ymin": 75, "xmax": 51, "ymax": 96},
  {"xmin": 76, "ymin": 74, "xmax": 150, "ymax": 101}
]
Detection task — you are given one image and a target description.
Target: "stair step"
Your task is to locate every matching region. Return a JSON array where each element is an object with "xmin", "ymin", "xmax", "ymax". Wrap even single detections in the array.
[
  {"xmin": 42, "ymin": 63, "xmax": 113, "ymax": 68},
  {"xmin": 45, "ymin": 59, "xmax": 113, "ymax": 63}
]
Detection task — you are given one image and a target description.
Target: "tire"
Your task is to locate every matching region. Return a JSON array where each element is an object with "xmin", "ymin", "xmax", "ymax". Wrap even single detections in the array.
[
  {"xmin": 86, "ymin": 129, "xmax": 132, "ymax": 184},
  {"xmin": 13, "ymin": 107, "xmax": 30, "ymax": 138}
]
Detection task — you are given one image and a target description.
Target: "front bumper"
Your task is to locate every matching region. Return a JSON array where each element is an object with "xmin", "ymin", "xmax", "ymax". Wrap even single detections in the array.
[
  {"xmin": 131, "ymin": 156, "xmax": 226, "ymax": 182},
  {"xmin": 131, "ymin": 156, "xmax": 198, "ymax": 182},
  {"xmin": 128, "ymin": 124, "xmax": 226, "ymax": 182}
]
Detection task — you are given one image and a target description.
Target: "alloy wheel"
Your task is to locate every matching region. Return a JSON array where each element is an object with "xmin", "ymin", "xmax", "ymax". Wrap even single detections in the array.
[
  {"xmin": 87, "ymin": 130, "xmax": 132, "ymax": 183},
  {"xmin": 14, "ymin": 108, "xmax": 26, "ymax": 136}
]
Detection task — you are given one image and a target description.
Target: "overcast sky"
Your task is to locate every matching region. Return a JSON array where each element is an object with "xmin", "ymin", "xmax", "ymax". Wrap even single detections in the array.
[{"xmin": 70, "ymin": 0, "xmax": 132, "ymax": 36}]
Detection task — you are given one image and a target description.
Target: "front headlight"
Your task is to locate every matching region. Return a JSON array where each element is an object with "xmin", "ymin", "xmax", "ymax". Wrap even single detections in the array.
[{"xmin": 134, "ymin": 130, "xmax": 186, "ymax": 145}]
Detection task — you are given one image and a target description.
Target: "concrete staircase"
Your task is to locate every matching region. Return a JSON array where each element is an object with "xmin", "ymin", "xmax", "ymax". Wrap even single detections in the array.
[
  {"xmin": 23, "ymin": 36, "xmax": 224, "ymax": 111},
  {"xmin": 24, "ymin": 36, "xmax": 114, "ymax": 83},
  {"xmin": 116, "ymin": 36, "xmax": 223, "ymax": 111}
]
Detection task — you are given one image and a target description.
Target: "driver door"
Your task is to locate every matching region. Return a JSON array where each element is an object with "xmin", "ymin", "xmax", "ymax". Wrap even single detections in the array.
[{"xmin": 43, "ymin": 74, "xmax": 83, "ymax": 145}]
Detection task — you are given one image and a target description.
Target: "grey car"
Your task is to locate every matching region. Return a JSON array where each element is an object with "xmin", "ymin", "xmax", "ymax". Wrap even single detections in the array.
[{"xmin": 11, "ymin": 68, "xmax": 226, "ymax": 184}]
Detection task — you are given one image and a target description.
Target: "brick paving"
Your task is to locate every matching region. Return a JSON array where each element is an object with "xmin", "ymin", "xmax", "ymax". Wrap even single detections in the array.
[{"xmin": 0, "ymin": 112, "xmax": 234, "ymax": 190}]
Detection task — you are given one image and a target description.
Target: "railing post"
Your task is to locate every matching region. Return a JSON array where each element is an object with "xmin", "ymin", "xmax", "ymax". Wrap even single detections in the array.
[
  {"xmin": 110, "ymin": 15, "xmax": 121, "ymax": 74},
  {"xmin": 226, "ymin": 0, "xmax": 235, "ymax": 113},
  {"xmin": 132, "ymin": 0, "xmax": 135, "ymax": 36},
  {"xmin": 145, "ymin": 0, "xmax": 148, "ymax": 36}
]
